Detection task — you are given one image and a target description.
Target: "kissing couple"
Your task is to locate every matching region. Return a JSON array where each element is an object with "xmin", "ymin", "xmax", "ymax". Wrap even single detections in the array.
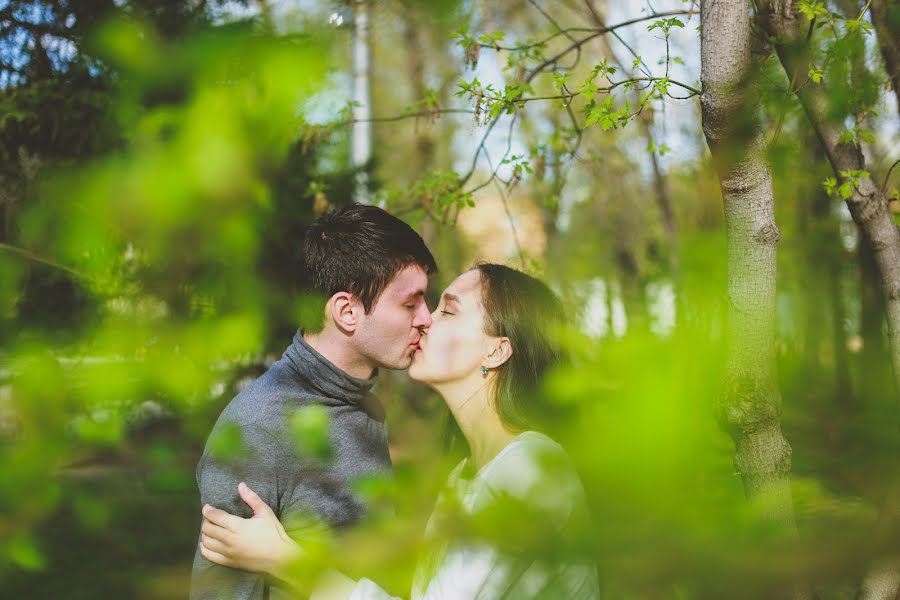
[{"xmin": 190, "ymin": 204, "xmax": 600, "ymax": 600}]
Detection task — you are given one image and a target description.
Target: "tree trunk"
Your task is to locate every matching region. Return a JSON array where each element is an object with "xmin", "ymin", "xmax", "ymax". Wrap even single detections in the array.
[
  {"xmin": 758, "ymin": 6, "xmax": 900, "ymax": 599},
  {"xmin": 856, "ymin": 561, "xmax": 900, "ymax": 600},
  {"xmin": 870, "ymin": 0, "xmax": 900, "ymax": 117},
  {"xmin": 352, "ymin": 0, "xmax": 372, "ymax": 204},
  {"xmin": 760, "ymin": 1, "xmax": 900, "ymax": 400},
  {"xmin": 700, "ymin": 0, "xmax": 805, "ymax": 554},
  {"xmin": 855, "ymin": 465, "xmax": 900, "ymax": 600}
]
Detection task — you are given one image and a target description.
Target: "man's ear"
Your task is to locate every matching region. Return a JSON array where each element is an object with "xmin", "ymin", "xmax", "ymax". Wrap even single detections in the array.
[
  {"xmin": 329, "ymin": 292, "xmax": 361, "ymax": 332},
  {"xmin": 483, "ymin": 337, "xmax": 513, "ymax": 369}
]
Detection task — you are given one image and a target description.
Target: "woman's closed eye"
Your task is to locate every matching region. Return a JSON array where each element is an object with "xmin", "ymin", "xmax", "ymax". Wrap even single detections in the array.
[{"xmin": 440, "ymin": 309, "xmax": 455, "ymax": 316}]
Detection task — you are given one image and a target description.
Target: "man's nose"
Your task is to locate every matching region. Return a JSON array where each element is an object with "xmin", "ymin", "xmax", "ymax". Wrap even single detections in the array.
[{"xmin": 414, "ymin": 304, "xmax": 432, "ymax": 328}]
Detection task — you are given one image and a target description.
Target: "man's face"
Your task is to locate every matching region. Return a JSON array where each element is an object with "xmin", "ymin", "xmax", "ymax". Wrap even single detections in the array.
[{"xmin": 353, "ymin": 264, "xmax": 432, "ymax": 371}]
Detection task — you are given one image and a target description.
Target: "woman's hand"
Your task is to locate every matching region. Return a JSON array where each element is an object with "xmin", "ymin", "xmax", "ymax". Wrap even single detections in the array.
[{"xmin": 199, "ymin": 482, "xmax": 301, "ymax": 574}]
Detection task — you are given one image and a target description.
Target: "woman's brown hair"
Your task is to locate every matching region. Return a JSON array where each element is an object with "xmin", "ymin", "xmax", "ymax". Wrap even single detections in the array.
[{"xmin": 475, "ymin": 263, "xmax": 566, "ymax": 433}]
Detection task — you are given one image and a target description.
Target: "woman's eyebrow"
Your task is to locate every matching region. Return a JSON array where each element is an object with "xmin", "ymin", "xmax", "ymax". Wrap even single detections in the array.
[{"xmin": 441, "ymin": 292, "xmax": 461, "ymax": 307}]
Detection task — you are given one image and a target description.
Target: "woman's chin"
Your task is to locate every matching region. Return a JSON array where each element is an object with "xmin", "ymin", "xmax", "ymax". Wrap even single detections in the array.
[
  {"xmin": 409, "ymin": 361, "xmax": 437, "ymax": 387},
  {"xmin": 408, "ymin": 359, "xmax": 426, "ymax": 382}
]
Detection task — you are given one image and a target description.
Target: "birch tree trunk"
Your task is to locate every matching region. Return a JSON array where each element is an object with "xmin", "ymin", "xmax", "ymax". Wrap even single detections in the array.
[
  {"xmin": 352, "ymin": 0, "xmax": 372, "ymax": 204},
  {"xmin": 700, "ymin": 0, "xmax": 803, "ymax": 537}
]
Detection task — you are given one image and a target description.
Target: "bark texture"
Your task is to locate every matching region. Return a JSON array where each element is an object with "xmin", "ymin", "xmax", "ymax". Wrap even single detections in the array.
[
  {"xmin": 700, "ymin": 0, "xmax": 801, "ymax": 535},
  {"xmin": 870, "ymin": 0, "xmax": 900, "ymax": 117}
]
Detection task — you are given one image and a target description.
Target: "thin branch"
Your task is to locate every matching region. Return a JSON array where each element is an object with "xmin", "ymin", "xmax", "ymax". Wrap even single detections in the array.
[
  {"xmin": 326, "ymin": 108, "xmax": 476, "ymax": 128},
  {"xmin": 479, "ymin": 77, "xmax": 701, "ymax": 102},
  {"xmin": 479, "ymin": 9, "xmax": 695, "ymax": 61},
  {"xmin": 857, "ymin": 0, "xmax": 873, "ymax": 21},
  {"xmin": 610, "ymin": 28, "xmax": 653, "ymax": 78},
  {"xmin": 0, "ymin": 242, "xmax": 91, "ymax": 281},
  {"xmin": 445, "ymin": 9, "xmax": 697, "ymax": 216},
  {"xmin": 528, "ymin": 10, "xmax": 695, "ymax": 81},
  {"xmin": 480, "ymin": 131, "xmax": 528, "ymax": 268},
  {"xmin": 583, "ymin": 0, "xmax": 603, "ymax": 25},
  {"xmin": 664, "ymin": 30, "xmax": 671, "ymax": 79},
  {"xmin": 463, "ymin": 110, "xmax": 520, "ymax": 198},
  {"xmin": 883, "ymin": 159, "xmax": 900, "ymax": 193},
  {"xmin": 526, "ymin": 0, "xmax": 578, "ymax": 45},
  {"xmin": 457, "ymin": 114, "xmax": 504, "ymax": 190},
  {"xmin": 769, "ymin": 16, "xmax": 817, "ymax": 148},
  {"xmin": 560, "ymin": 100, "xmax": 584, "ymax": 179}
]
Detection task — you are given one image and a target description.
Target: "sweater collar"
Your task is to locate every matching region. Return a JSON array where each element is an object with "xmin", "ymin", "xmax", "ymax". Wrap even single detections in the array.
[{"xmin": 282, "ymin": 329, "xmax": 378, "ymax": 406}]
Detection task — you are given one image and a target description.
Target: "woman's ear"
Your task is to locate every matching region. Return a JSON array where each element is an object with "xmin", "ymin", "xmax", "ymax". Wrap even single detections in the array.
[
  {"xmin": 484, "ymin": 337, "xmax": 513, "ymax": 369},
  {"xmin": 329, "ymin": 292, "xmax": 361, "ymax": 332}
]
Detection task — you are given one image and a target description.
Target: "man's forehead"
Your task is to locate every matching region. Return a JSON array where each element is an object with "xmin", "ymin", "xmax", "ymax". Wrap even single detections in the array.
[{"xmin": 387, "ymin": 264, "xmax": 429, "ymax": 296}]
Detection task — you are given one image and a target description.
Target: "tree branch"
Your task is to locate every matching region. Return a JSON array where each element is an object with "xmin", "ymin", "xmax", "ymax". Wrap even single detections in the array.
[
  {"xmin": 478, "ymin": 9, "xmax": 696, "ymax": 61},
  {"xmin": 326, "ymin": 108, "xmax": 476, "ymax": 128},
  {"xmin": 0, "ymin": 243, "xmax": 91, "ymax": 281}
]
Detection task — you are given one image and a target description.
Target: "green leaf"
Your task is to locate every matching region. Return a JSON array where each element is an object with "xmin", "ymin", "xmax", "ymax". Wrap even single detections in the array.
[
  {"xmin": 478, "ymin": 31, "xmax": 507, "ymax": 45},
  {"xmin": 838, "ymin": 182, "xmax": 853, "ymax": 199},
  {"xmin": 289, "ymin": 404, "xmax": 332, "ymax": 462},
  {"xmin": 808, "ymin": 66, "xmax": 824, "ymax": 83},
  {"xmin": 208, "ymin": 421, "xmax": 246, "ymax": 460},
  {"xmin": 8, "ymin": 535, "xmax": 46, "ymax": 572},
  {"xmin": 798, "ymin": 0, "xmax": 828, "ymax": 21},
  {"xmin": 553, "ymin": 71, "xmax": 570, "ymax": 92}
]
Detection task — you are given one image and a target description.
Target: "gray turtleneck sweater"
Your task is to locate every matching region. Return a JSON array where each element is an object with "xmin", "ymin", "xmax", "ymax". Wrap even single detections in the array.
[{"xmin": 190, "ymin": 331, "xmax": 391, "ymax": 600}]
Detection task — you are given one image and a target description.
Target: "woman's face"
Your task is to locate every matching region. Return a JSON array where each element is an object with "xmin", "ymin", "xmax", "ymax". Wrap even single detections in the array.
[{"xmin": 409, "ymin": 269, "xmax": 490, "ymax": 386}]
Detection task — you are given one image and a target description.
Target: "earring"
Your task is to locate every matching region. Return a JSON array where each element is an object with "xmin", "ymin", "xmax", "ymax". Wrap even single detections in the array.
[{"xmin": 481, "ymin": 366, "xmax": 488, "ymax": 376}]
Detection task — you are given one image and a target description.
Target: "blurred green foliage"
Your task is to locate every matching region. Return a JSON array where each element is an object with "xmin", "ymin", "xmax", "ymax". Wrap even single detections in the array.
[{"xmin": 1, "ymin": 1, "xmax": 898, "ymax": 599}]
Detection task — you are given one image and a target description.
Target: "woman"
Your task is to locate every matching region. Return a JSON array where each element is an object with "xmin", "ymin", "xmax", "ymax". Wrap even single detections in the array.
[{"xmin": 199, "ymin": 264, "xmax": 600, "ymax": 599}]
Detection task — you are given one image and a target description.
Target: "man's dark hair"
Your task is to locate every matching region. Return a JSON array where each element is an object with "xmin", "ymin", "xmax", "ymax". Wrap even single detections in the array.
[{"xmin": 302, "ymin": 204, "xmax": 437, "ymax": 314}]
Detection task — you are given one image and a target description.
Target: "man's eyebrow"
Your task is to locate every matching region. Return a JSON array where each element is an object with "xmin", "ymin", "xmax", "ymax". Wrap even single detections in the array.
[{"xmin": 403, "ymin": 290, "xmax": 426, "ymax": 301}]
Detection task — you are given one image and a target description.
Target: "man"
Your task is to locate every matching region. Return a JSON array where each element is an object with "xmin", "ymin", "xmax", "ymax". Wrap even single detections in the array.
[{"xmin": 190, "ymin": 204, "xmax": 437, "ymax": 599}]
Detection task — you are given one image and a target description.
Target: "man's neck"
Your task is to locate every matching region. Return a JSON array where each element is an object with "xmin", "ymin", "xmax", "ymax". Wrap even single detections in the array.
[{"xmin": 303, "ymin": 329, "xmax": 376, "ymax": 380}]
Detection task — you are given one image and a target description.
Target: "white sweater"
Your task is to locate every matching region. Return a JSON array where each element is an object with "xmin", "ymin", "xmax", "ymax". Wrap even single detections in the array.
[{"xmin": 346, "ymin": 431, "xmax": 601, "ymax": 600}]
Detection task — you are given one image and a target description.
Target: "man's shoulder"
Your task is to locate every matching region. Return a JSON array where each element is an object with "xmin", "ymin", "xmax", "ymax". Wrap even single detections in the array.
[{"xmin": 219, "ymin": 359, "xmax": 311, "ymax": 423}]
